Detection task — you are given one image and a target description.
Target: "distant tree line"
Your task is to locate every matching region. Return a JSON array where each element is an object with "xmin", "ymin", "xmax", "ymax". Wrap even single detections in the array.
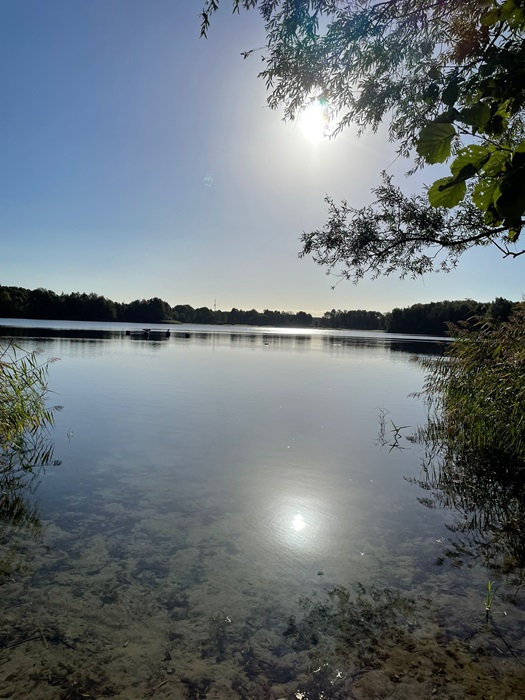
[
  {"xmin": 385, "ymin": 298, "xmax": 517, "ymax": 335},
  {"xmin": 0, "ymin": 286, "xmax": 518, "ymax": 334},
  {"xmin": 320, "ymin": 309, "xmax": 385, "ymax": 330},
  {"xmin": 0, "ymin": 287, "xmax": 173, "ymax": 324},
  {"xmin": 317, "ymin": 299, "xmax": 517, "ymax": 334},
  {"xmin": 0, "ymin": 287, "xmax": 315, "ymax": 327}
]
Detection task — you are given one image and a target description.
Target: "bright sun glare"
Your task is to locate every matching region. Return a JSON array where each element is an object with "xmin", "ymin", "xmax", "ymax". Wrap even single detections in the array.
[
  {"xmin": 292, "ymin": 513, "xmax": 306, "ymax": 532},
  {"xmin": 299, "ymin": 102, "xmax": 328, "ymax": 143}
]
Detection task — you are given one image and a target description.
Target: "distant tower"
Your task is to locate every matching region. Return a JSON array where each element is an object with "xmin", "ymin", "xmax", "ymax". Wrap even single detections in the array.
[{"xmin": 214, "ymin": 298, "xmax": 217, "ymax": 312}]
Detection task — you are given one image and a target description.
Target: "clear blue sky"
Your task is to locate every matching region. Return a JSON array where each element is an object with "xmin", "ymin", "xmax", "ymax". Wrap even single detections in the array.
[{"xmin": 1, "ymin": 0, "xmax": 523, "ymax": 314}]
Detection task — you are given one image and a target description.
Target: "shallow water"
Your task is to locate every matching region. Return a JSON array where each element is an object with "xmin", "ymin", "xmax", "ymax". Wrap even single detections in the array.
[{"xmin": 1, "ymin": 324, "xmax": 524, "ymax": 699}]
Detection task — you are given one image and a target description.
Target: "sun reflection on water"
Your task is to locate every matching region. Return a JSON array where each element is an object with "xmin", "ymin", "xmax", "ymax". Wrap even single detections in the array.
[
  {"xmin": 271, "ymin": 496, "xmax": 325, "ymax": 556},
  {"xmin": 291, "ymin": 513, "xmax": 306, "ymax": 532}
]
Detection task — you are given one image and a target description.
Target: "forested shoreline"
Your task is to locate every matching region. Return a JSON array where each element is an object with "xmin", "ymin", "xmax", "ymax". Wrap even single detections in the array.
[{"xmin": 0, "ymin": 285, "xmax": 519, "ymax": 335}]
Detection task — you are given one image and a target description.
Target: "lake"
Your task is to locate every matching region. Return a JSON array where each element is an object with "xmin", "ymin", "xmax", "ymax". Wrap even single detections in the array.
[{"xmin": 1, "ymin": 320, "xmax": 524, "ymax": 699}]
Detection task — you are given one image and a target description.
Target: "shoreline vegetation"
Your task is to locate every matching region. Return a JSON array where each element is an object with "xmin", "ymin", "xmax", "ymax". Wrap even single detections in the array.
[{"xmin": 0, "ymin": 284, "xmax": 520, "ymax": 335}]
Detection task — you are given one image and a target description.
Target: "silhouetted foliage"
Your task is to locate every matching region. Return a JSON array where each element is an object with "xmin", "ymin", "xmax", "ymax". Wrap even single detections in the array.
[
  {"xmin": 386, "ymin": 297, "xmax": 520, "ymax": 335},
  {"xmin": 0, "ymin": 285, "xmax": 332, "ymax": 328},
  {"xmin": 202, "ymin": 0, "xmax": 525, "ymax": 280},
  {"xmin": 417, "ymin": 303, "xmax": 525, "ymax": 459},
  {"xmin": 320, "ymin": 308, "xmax": 385, "ymax": 330},
  {"xmin": 0, "ymin": 285, "xmax": 519, "ymax": 334}
]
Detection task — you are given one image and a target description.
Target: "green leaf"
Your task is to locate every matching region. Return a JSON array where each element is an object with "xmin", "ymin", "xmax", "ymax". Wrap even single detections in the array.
[
  {"xmin": 481, "ymin": 149, "xmax": 510, "ymax": 176},
  {"xmin": 499, "ymin": 0, "xmax": 525, "ymax": 26},
  {"xmin": 481, "ymin": 5, "xmax": 502, "ymax": 26},
  {"xmin": 495, "ymin": 99, "xmax": 513, "ymax": 119},
  {"xmin": 472, "ymin": 177, "xmax": 501, "ymax": 211},
  {"xmin": 508, "ymin": 227, "xmax": 521, "ymax": 243},
  {"xmin": 417, "ymin": 123, "xmax": 456, "ymax": 164},
  {"xmin": 507, "ymin": 8, "xmax": 525, "ymax": 29},
  {"xmin": 500, "ymin": 0, "xmax": 517, "ymax": 16},
  {"xmin": 451, "ymin": 145, "xmax": 492, "ymax": 176},
  {"xmin": 484, "ymin": 203, "xmax": 503, "ymax": 227},
  {"xmin": 428, "ymin": 177, "xmax": 467, "ymax": 208},
  {"xmin": 451, "ymin": 163, "xmax": 480, "ymax": 183},
  {"xmin": 458, "ymin": 103, "xmax": 491, "ymax": 131}
]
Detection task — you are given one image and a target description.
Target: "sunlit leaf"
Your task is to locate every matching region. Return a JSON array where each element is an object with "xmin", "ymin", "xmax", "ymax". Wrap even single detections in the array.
[
  {"xmin": 428, "ymin": 177, "xmax": 467, "ymax": 208},
  {"xmin": 481, "ymin": 6, "xmax": 501, "ymax": 26},
  {"xmin": 481, "ymin": 150, "xmax": 510, "ymax": 176},
  {"xmin": 417, "ymin": 123, "xmax": 456, "ymax": 164},
  {"xmin": 472, "ymin": 177, "xmax": 501, "ymax": 211},
  {"xmin": 451, "ymin": 145, "xmax": 491, "ymax": 177},
  {"xmin": 508, "ymin": 227, "xmax": 522, "ymax": 242}
]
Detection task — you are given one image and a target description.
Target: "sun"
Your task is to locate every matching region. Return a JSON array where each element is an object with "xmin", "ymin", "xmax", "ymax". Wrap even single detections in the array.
[{"xmin": 299, "ymin": 101, "xmax": 329, "ymax": 143}]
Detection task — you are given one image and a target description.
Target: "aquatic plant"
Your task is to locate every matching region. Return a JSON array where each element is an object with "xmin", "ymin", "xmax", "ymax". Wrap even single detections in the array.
[
  {"xmin": 485, "ymin": 580, "xmax": 500, "ymax": 623},
  {"xmin": 1, "ymin": 343, "xmax": 61, "ymax": 578},
  {"xmin": 0, "ymin": 343, "xmax": 60, "ymax": 452},
  {"xmin": 377, "ymin": 407, "xmax": 409, "ymax": 451},
  {"xmin": 205, "ymin": 609, "xmax": 232, "ymax": 660},
  {"xmin": 415, "ymin": 304, "xmax": 525, "ymax": 461}
]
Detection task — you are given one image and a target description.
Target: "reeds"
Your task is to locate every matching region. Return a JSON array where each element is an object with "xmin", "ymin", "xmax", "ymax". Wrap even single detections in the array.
[{"xmin": 485, "ymin": 580, "xmax": 500, "ymax": 623}]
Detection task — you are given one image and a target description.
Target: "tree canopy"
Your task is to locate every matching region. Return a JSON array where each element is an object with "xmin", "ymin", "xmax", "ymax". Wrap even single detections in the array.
[
  {"xmin": 2, "ymin": 284, "xmax": 519, "ymax": 334},
  {"xmin": 201, "ymin": 0, "xmax": 525, "ymax": 281}
]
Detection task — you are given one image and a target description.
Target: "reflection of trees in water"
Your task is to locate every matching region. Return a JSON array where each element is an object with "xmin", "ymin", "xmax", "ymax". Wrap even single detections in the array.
[
  {"xmin": 0, "ymin": 434, "xmax": 60, "ymax": 575},
  {"xmin": 403, "ymin": 311, "xmax": 525, "ymax": 585},
  {"xmin": 408, "ymin": 427, "xmax": 525, "ymax": 584}
]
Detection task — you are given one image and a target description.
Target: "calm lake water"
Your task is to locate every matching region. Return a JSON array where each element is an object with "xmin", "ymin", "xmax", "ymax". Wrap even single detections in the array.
[{"xmin": 1, "ymin": 320, "xmax": 524, "ymax": 699}]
